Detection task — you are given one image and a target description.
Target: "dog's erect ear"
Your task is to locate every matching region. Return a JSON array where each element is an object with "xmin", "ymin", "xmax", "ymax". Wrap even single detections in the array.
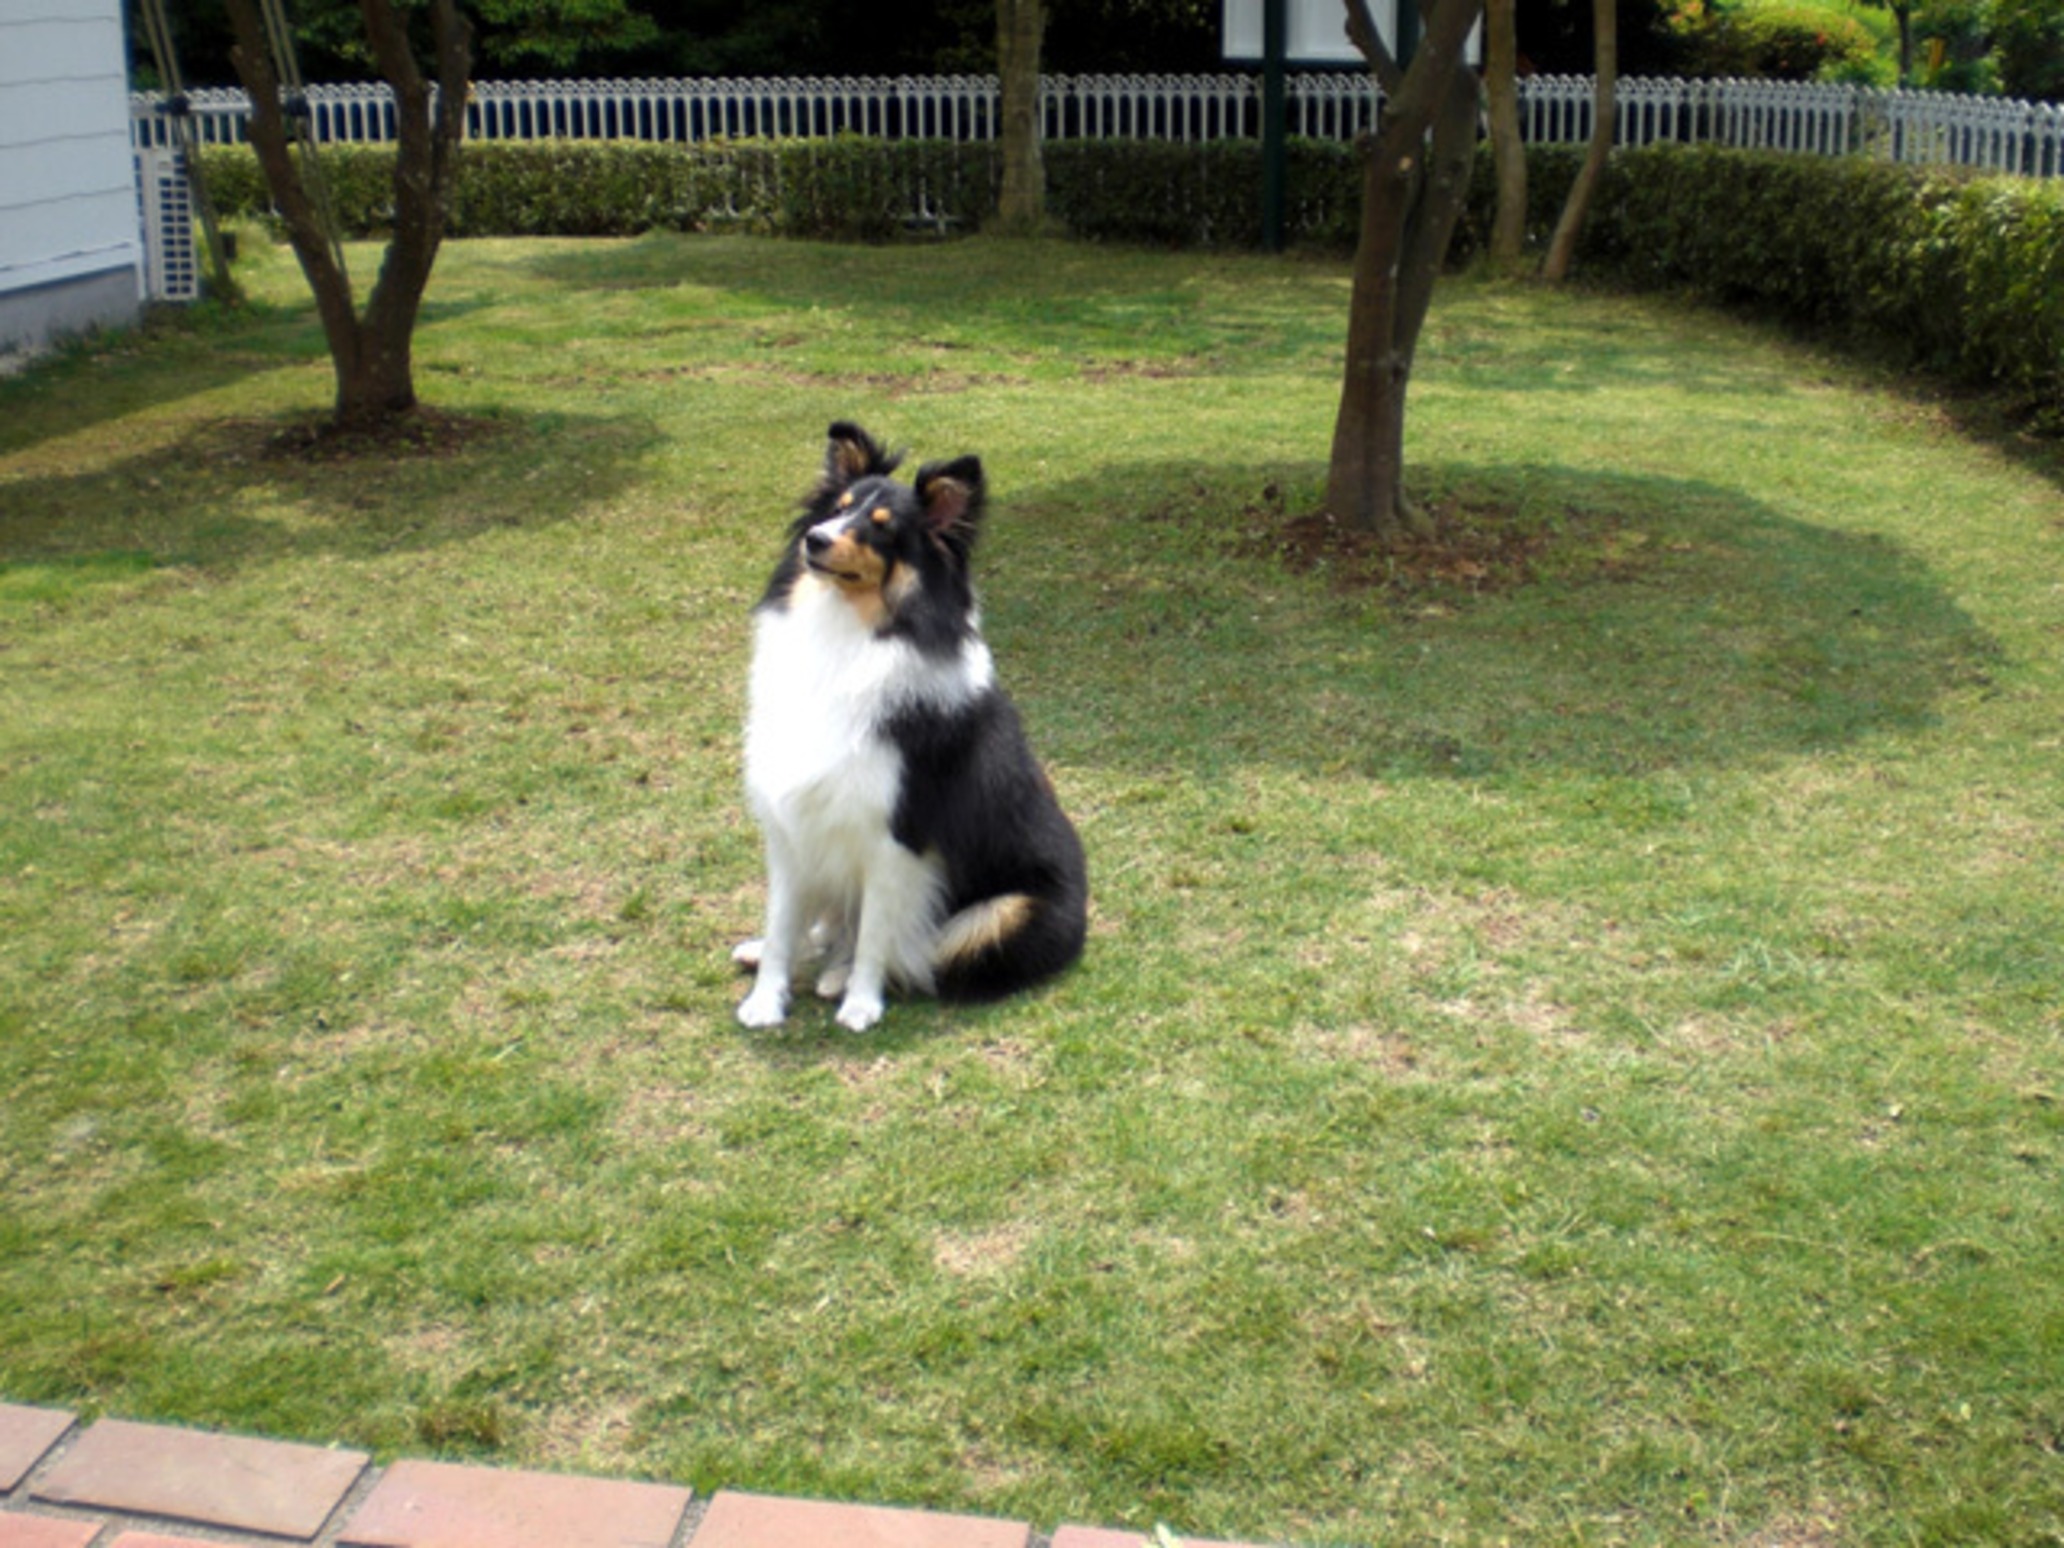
[
  {"xmin": 823, "ymin": 422, "xmax": 899, "ymax": 488},
  {"xmin": 915, "ymin": 455, "xmax": 986, "ymax": 551}
]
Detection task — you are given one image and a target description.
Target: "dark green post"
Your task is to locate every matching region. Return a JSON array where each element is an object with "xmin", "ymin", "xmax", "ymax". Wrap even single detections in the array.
[{"xmin": 1262, "ymin": 0, "xmax": 1287, "ymax": 251}]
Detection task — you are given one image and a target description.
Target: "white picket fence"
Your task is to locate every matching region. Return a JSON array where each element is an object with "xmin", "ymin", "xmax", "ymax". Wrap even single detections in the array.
[
  {"xmin": 1519, "ymin": 74, "xmax": 2064, "ymax": 174},
  {"xmin": 132, "ymin": 72, "xmax": 2064, "ymax": 179}
]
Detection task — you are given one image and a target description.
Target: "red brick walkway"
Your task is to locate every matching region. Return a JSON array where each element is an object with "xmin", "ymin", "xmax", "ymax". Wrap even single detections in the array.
[{"xmin": 0, "ymin": 1403, "xmax": 1270, "ymax": 1548}]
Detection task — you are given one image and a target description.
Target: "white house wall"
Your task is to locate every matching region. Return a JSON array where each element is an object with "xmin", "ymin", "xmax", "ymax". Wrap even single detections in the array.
[{"xmin": 0, "ymin": 0, "xmax": 142, "ymax": 356}]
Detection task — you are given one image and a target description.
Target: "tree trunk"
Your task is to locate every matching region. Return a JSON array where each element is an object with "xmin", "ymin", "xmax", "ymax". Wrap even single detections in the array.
[
  {"xmin": 222, "ymin": 0, "xmax": 470, "ymax": 432},
  {"xmin": 994, "ymin": 0, "xmax": 1046, "ymax": 235},
  {"xmin": 335, "ymin": 311, "xmax": 421, "ymax": 430},
  {"xmin": 1328, "ymin": 147, "xmax": 1416, "ymax": 538},
  {"xmin": 1541, "ymin": 0, "xmax": 1615, "ymax": 284},
  {"xmin": 1484, "ymin": 0, "xmax": 1528, "ymax": 272},
  {"xmin": 1325, "ymin": 0, "xmax": 1485, "ymax": 543}
]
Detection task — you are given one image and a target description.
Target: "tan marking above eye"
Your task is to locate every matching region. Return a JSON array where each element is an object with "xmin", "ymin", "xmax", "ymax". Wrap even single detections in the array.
[
  {"xmin": 871, "ymin": 506, "xmax": 893, "ymax": 526},
  {"xmin": 837, "ymin": 492, "xmax": 855, "ymax": 508}
]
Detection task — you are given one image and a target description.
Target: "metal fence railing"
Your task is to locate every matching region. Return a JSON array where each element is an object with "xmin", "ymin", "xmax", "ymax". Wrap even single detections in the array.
[
  {"xmin": 132, "ymin": 72, "xmax": 2064, "ymax": 179},
  {"xmin": 1519, "ymin": 74, "xmax": 2064, "ymax": 174}
]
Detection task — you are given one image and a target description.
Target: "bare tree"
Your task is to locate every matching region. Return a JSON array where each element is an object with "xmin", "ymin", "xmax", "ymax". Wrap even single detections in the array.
[
  {"xmin": 1542, "ymin": 0, "xmax": 1615, "ymax": 284},
  {"xmin": 222, "ymin": 0, "xmax": 471, "ymax": 432},
  {"xmin": 1325, "ymin": 0, "xmax": 1486, "ymax": 542},
  {"xmin": 994, "ymin": 0, "xmax": 1046, "ymax": 235},
  {"xmin": 1483, "ymin": 0, "xmax": 1527, "ymax": 273}
]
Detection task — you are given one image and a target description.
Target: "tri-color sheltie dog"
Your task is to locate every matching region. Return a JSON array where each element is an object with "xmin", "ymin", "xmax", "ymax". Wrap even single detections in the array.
[{"xmin": 734, "ymin": 422, "xmax": 1088, "ymax": 1033}]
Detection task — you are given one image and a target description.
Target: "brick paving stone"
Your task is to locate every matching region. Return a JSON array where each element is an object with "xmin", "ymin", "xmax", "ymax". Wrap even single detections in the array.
[
  {"xmin": 692, "ymin": 1490, "xmax": 1030, "ymax": 1548},
  {"xmin": 32, "ymin": 1418, "xmax": 368, "ymax": 1540},
  {"xmin": 0, "ymin": 1405, "xmax": 75, "ymax": 1492},
  {"xmin": 1050, "ymin": 1528, "xmax": 1266, "ymax": 1548},
  {"xmin": 0, "ymin": 1515, "xmax": 102, "ymax": 1548},
  {"xmin": 338, "ymin": 1458, "xmax": 691, "ymax": 1548}
]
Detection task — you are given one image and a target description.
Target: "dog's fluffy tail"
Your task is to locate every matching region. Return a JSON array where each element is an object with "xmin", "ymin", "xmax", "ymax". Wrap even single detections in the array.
[{"xmin": 932, "ymin": 886, "xmax": 1086, "ymax": 1003}]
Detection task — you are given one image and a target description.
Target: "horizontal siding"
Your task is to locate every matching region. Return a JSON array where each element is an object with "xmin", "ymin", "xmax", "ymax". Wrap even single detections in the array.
[
  {"xmin": 0, "ymin": 0, "xmax": 142, "ymax": 297},
  {"xmin": 0, "ymin": 11, "xmax": 119, "ymax": 86},
  {"xmin": 0, "ymin": 77, "xmax": 135, "ymax": 153}
]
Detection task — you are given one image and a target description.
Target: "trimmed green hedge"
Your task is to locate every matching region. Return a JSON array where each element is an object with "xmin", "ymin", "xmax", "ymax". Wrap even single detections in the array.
[
  {"xmin": 1043, "ymin": 139, "xmax": 1362, "ymax": 249},
  {"xmin": 200, "ymin": 136, "xmax": 1354, "ymax": 246},
  {"xmin": 1567, "ymin": 144, "xmax": 2064, "ymax": 418},
  {"xmin": 199, "ymin": 135, "xmax": 2063, "ymax": 422},
  {"xmin": 199, "ymin": 138, "xmax": 998, "ymax": 242}
]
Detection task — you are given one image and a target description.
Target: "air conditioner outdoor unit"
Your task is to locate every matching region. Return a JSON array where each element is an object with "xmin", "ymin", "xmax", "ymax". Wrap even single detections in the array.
[{"xmin": 136, "ymin": 146, "xmax": 200, "ymax": 303}]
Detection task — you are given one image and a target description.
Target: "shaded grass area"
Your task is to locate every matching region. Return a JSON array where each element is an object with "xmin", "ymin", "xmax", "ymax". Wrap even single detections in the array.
[{"xmin": 3, "ymin": 233, "xmax": 2062, "ymax": 1546}]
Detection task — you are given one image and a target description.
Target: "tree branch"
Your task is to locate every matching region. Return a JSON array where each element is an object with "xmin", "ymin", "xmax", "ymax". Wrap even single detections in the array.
[
  {"xmin": 221, "ymin": 0, "xmax": 357, "ymax": 356},
  {"xmin": 1343, "ymin": 0, "xmax": 1404, "ymax": 95},
  {"xmin": 1376, "ymin": 0, "xmax": 1485, "ymax": 147},
  {"xmin": 361, "ymin": 0, "xmax": 425, "ymax": 102},
  {"xmin": 363, "ymin": 0, "xmax": 470, "ymax": 339},
  {"xmin": 1395, "ymin": 58, "xmax": 1480, "ymax": 346}
]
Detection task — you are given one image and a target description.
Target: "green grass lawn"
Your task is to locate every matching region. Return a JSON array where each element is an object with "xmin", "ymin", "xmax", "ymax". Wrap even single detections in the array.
[{"xmin": 3, "ymin": 231, "xmax": 2061, "ymax": 1547}]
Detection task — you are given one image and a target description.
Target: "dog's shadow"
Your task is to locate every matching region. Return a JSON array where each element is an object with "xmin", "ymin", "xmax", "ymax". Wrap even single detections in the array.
[{"xmin": 728, "ymin": 988, "xmax": 1024, "ymax": 1061}]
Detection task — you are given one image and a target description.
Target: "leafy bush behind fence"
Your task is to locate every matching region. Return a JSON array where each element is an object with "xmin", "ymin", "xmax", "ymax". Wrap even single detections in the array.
[{"xmin": 200, "ymin": 136, "xmax": 2063, "ymax": 421}]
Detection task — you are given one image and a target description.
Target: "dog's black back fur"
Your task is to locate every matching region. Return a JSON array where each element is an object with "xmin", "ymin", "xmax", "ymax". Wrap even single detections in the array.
[{"xmin": 885, "ymin": 690, "xmax": 1088, "ymax": 1001}]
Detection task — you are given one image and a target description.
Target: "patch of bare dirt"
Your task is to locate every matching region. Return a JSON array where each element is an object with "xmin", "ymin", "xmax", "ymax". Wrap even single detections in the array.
[
  {"xmin": 1235, "ymin": 491, "xmax": 1572, "ymax": 600},
  {"xmin": 1081, "ymin": 357, "xmax": 1205, "ymax": 382},
  {"xmin": 256, "ymin": 405, "xmax": 504, "ymax": 463},
  {"xmin": 933, "ymin": 1222, "xmax": 1033, "ymax": 1280}
]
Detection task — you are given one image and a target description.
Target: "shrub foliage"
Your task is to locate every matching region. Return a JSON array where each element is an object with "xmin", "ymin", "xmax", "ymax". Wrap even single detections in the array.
[
  {"xmin": 1570, "ymin": 144, "xmax": 2064, "ymax": 420},
  {"xmin": 202, "ymin": 134, "xmax": 2063, "ymax": 422},
  {"xmin": 1677, "ymin": 3, "xmax": 1885, "ymax": 81}
]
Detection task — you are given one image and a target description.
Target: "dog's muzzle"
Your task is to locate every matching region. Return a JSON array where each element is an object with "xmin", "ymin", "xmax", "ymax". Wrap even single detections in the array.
[{"xmin": 804, "ymin": 523, "xmax": 872, "ymax": 586}]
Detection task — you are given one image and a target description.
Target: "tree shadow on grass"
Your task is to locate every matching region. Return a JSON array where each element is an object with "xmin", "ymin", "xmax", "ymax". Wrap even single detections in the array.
[
  {"xmin": 989, "ymin": 460, "xmax": 2002, "ymax": 782},
  {"xmin": 0, "ymin": 405, "xmax": 660, "ymax": 593},
  {"xmin": 0, "ymin": 290, "xmax": 503, "ymax": 453}
]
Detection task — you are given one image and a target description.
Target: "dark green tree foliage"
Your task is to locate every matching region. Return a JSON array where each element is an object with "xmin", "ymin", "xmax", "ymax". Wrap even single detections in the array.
[
  {"xmin": 1911, "ymin": 0, "xmax": 1998, "ymax": 92},
  {"xmin": 147, "ymin": 0, "xmax": 660, "ymax": 82},
  {"xmin": 1517, "ymin": 0, "xmax": 1691, "ymax": 74},
  {"xmin": 1990, "ymin": 0, "xmax": 2064, "ymax": 99},
  {"xmin": 625, "ymin": 0, "xmax": 1219, "ymax": 74},
  {"xmin": 639, "ymin": 0, "xmax": 989, "ymax": 75},
  {"xmin": 295, "ymin": 0, "xmax": 658, "ymax": 72},
  {"xmin": 140, "ymin": 0, "xmax": 1225, "ymax": 84},
  {"xmin": 1683, "ymin": 3, "xmax": 1883, "ymax": 80},
  {"xmin": 145, "ymin": 0, "xmax": 2062, "ymax": 107},
  {"xmin": 465, "ymin": 0, "xmax": 660, "ymax": 69},
  {"xmin": 1042, "ymin": 0, "xmax": 1222, "ymax": 71}
]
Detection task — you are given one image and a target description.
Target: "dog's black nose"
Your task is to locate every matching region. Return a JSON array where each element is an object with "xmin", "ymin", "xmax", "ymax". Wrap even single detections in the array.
[{"xmin": 804, "ymin": 529, "xmax": 832, "ymax": 555}]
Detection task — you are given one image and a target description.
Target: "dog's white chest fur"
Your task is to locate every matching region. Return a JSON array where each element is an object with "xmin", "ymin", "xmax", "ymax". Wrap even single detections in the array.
[
  {"xmin": 745, "ymin": 592, "xmax": 901, "ymax": 836},
  {"xmin": 738, "ymin": 578, "xmax": 996, "ymax": 1031},
  {"xmin": 745, "ymin": 576, "xmax": 994, "ymax": 859}
]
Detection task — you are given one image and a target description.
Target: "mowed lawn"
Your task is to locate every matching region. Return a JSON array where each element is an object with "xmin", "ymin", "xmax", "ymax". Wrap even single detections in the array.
[{"xmin": 3, "ymin": 232, "xmax": 2060, "ymax": 1547}]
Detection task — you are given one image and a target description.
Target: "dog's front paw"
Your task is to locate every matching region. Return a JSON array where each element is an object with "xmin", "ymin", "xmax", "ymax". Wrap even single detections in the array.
[
  {"xmin": 834, "ymin": 990, "xmax": 885, "ymax": 1033},
  {"xmin": 736, "ymin": 983, "xmax": 789, "ymax": 1029}
]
